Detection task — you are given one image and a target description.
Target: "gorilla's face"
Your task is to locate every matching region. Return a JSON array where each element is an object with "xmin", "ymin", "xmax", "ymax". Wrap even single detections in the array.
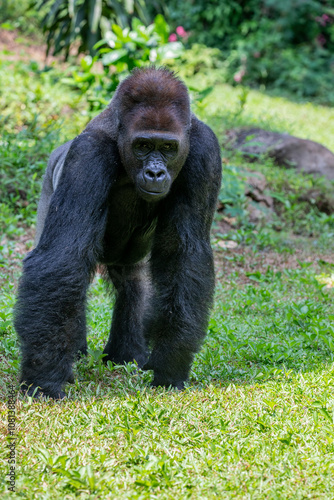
[
  {"xmin": 118, "ymin": 109, "xmax": 190, "ymax": 202},
  {"xmin": 131, "ymin": 131, "xmax": 182, "ymax": 200}
]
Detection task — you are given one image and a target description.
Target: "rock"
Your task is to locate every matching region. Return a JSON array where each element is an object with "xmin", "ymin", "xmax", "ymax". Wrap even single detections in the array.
[
  {"xmin": 247, "ymin": 200, "xmax": 273, "ymax": 224},
  {"xmin": 217, "ymin": 169, "xmax": 274, "ymax": 224},
  {"xmin": 298, "ymin": 189, "xmax": 334, "ymax": 215},
  {"xmin": 244, "ymin": 170, "xmax": 274, "ymax": 224},
  {"xmin": 226, "ymin": 127, "xmax": 334, "ymax": 181},
  {"xmin": 244, "ymin": 170, "xmax": 273, "ymax": 209}
]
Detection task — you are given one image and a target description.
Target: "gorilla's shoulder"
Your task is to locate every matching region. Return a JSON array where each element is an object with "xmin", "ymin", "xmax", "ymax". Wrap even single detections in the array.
[
  {"xmin": 190, "ymin": 114, "xmax": 219, "ymax": 147},
  {"xmin": 189, "ymin": 114, "xmax": 221, "ymax": 169}
]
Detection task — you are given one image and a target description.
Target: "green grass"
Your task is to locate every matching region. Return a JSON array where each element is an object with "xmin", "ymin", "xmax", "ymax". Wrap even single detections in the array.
[
  {"xmin": 1, "ymin": 267, "xmax": 334, "ymax": 498},
  {"xmin": 1, "ymin": 41, "xmax": 334, "ymax": 499},
  {"xmin": 0, "ymin": 56, "xmax": 88, "ymax": 230},
  {"xmin": 198, "ymin": 83, "xmax": 334, "ymax": 152},
  {"xmin": 0, "ymin": 59, "xmax": 87, "ymax": 136},
  {"xmin": 2, "ymin": 376, "xmax": 334, "ymax": 498}
]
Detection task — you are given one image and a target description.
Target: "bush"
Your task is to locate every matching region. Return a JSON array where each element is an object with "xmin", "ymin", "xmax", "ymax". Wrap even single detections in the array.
[
  {"xmin": 0, "ymin": 121, "xmax": 60, "ymax": 226},
  {"xmin": 0, "ymin": 0, "xmax": 43, "ymax": 33},
  {"xmin": 159, "ymin": 0, "xmax": 334, "ymax": 104},
  {"xmin": 0, "ymin": 58, "xmax": 86, "ymax": 225},
  {"xmin": 62, "ymin": 15, "xmax": 184, "ymax": 115},
  {"xmin": 32, "ymin": 0, "xmax": 150, "ymax": 57}
]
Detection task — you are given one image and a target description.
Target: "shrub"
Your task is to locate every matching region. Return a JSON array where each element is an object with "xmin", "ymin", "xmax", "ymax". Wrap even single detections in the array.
[
  {"xmin": 158, "ymin": 0, "xmax": 334, "ymax": 104},
  {"xmin": 62, "ymin": 15, "xmax": 184, "ymax": 115},
  {"xmin": 32, "ymin": 0, "xmax": 150, "ymax": 57}
]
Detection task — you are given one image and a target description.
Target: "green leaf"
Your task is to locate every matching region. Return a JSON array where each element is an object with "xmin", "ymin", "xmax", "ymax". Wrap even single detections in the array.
[
  {"xmin": 319, "ymin": 408, "xmax": 333, "ymax": 423},
  {"xmin": 156, "ymin": 42, "xmax": 184, "ymax": 61},
  {"xmin": 102, "ymin": 48, "xmax": 127, "ymax": 65},
  {"xmin": 154, "ymin": 14, "xmax": 169, "ymax": 43},
  {"xmin": 124, "ymin": 0, "xmax": 134, "ymax": 14},
  {"xmin": 89, "ymin": 0, "xmax": 102, "ymax": 34},
  {"xmin": 112, "ymin": 23, "xmax": 125, "ymax": 40},
  {"xmin": 131, "ymin": 17, "xmax": 142, "ymax": 31},
  {"xmin": 68, "ymin": 0, "xmax": 74, "ymax": 18}
]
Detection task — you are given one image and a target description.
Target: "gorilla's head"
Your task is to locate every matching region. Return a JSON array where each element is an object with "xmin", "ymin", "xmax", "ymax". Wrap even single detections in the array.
[{"xmin": 115, "ymin": 68, "xmax": 191, "ymax": 201}]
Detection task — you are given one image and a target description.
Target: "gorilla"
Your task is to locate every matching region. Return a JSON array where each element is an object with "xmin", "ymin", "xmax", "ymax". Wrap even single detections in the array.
[{"xmin": 14, "ymin": 67, "xmax": 222, "ymax": 399}]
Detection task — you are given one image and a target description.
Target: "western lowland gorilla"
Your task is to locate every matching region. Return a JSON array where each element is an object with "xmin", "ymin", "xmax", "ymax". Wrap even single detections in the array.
[{"xmin": 14, "ymin": 67, "xmax": 222, "ymax": 399}]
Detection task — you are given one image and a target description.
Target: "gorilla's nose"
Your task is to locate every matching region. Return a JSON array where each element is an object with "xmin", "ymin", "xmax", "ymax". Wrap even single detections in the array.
[{"xmin": 143, "ymin": 165, "xmax": 167, "ymax": 186}]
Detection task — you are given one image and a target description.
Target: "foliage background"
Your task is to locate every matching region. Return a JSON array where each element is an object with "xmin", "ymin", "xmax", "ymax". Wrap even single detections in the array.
[
  {"xmin": 0, "ymin": 1, "xmax": 334, "ymax": 498},
  {"xmin": 3, "ymin": 0, "xmax": 332, "ymax": 103}
]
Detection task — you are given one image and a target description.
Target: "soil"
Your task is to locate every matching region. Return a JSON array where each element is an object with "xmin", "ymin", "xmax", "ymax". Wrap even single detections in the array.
[
  {"xmin": 215, "ymin": 245, "xmax": 334, "ymax": 286},
  {"xmin": 4, "ymin": 225, "xmax": 333, "ymax": 291},
  {"xmin": 0, "ymin": 28, "xmax": 58, "ymax": 64}
]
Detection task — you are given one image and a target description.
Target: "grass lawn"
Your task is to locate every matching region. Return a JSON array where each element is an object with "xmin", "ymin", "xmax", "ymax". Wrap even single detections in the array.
[{"xmin": 1, "ymin": 33, "xmax": 334, "ymax": 499}]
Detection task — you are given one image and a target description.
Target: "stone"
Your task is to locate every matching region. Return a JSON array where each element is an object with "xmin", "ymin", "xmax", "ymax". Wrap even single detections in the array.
[
  {"xmin": 226, "ymin": 127, "xmax": 334, "ymax": 181},
  {"xmin": 244, "ymin": 170, "xmax": 274, "ymax": 224},
  {"xmin": 217, "ymin": 169, "xmax": 274, "ymax": 225}
]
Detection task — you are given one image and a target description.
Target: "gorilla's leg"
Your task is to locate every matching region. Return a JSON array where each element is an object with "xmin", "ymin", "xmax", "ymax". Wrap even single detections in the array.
[
  {"xmin": 67, "ymin": 309, "xmax": 88, "ymax": 384},
  {"xmin": 103, "ymin": 262, "xmax": 149, "ymax": 367},
  {"xmin": 16, "ymin": 260, "xmax": 89, "ymax": 399},
  {"xmin": 143, "ymin": 242, "xmax": 215, "ymax": 390},
  {"xmin": 15, "ymin": 131, "xmax": 118, "ymax": 399},
  {"xmin": 76, "ymin": 306, "xmax": 88, "ymax": 357}
]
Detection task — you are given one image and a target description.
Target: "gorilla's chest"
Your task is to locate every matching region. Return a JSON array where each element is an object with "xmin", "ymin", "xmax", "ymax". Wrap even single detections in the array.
[{"xmin": 101, "ymin": 182, "xmax": 158, "ymax": 265}]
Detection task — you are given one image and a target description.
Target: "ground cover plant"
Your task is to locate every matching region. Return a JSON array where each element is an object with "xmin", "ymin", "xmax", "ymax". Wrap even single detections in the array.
[{"xmin": 1, "ymin": 26, "xmax": 334, "ymax": 499}]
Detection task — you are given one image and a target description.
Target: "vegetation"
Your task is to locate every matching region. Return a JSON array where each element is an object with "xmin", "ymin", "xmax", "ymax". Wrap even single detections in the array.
[
  {"xmin": 163, "ymin": 0, "xmax": 334, "ymax": 105},
  {"xmin": 35, "ymin": 0, "xmax": 149, "ymax": 57},
  {"xmin": 62, "ymin": 15, "xmax": 184, "ymax": 115},
  {"xmin": 6, "ymin": 0, "xmax": 333, "ymax": 104},
  {"xmin": 1, "ymin": 4, "xmax": 334, "ymax": 498}
]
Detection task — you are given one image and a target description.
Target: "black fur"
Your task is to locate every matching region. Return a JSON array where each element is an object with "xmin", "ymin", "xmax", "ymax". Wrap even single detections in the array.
[{"xmin": 14, "ymin": 67, "xmax": 222, "ymax": 398}]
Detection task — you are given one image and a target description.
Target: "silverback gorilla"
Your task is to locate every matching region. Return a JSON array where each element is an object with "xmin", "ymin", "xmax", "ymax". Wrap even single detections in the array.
[{"xmin": 14, "ymin": 67, "xmax": 222, "ymax": 399}]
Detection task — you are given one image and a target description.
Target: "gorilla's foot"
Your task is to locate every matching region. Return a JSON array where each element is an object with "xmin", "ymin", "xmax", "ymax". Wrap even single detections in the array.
[
  {"xmin": 103, "ymin": 345, "xmax": 148, "ymax": 368},
  {"xmin": 143, "ymin": 359, "xmax": 187, "ymax": 390},
  {"xmin": 151, "ymin": 378, "xmax": 185, "ymax": 391},
  {"xmin": 21, "ymin": 382, "xmax": 66, "ymax": 400}
]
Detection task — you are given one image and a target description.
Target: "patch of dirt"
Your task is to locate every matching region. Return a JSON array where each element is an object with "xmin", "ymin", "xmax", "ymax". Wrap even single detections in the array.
[
  {"xmin": 4, "ymin": 228, "xmax": 333, "ymax": 291},
  {"xmin": 214, "ymin": 245, "xmax": 334, "ymax": 286},
  {"xmin": 0, "ymin": 28, "xmax": 59, "ymax": 64},
  {"xmin": 0, "ymin": 27, "xmax": 87, "ymax": 71}
]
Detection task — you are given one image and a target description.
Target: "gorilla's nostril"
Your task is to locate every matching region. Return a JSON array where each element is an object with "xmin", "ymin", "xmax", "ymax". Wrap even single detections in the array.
[
  {"xmin": 144, "ymin": 167, "xmax": 166, "ymax": 183},
  {"xmin": 145, "ymin": 169, "xmax": 155, "ymax": 180}
]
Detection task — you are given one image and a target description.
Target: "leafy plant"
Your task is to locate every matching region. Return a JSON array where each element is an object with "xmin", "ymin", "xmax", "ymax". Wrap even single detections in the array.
[
  {"xmin": 218, "ymin": 164, "xmax": 248, "ymax": 221},
  {"xmin": 0, "ymin": 121, "xmax": 60, "ymax": 225},
  {"xmin": 97, "ymin": 15, "xmax": 182, "ymax": 69},
  {"xmin": 0, "ymin": 58, "xmax": 86, "ymax": 224},
  {"xmin": 0, "ymin": 0, "xmax": 44, "ymax": 33},
  {"xmin": 33, "ymin": 0, "xmax": 149, "ymax": 58},
  {"xmin": 63, "ymin": 15, "xmax": 184, "ymax": 114}
]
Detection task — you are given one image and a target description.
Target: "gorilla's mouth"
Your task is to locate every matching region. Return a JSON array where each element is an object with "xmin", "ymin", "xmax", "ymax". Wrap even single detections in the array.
[{"xmin": 138, "ymin": 186, "xmax": 168, "ymax": 197}]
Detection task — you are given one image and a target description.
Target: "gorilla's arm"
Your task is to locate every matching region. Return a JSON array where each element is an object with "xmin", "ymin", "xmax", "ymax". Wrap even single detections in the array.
[
  {"xmin": 14, "ymin": 131, "xmax": 119, "ymax": 398},
  {"xmin": 143, "ymin": 118, "xmax": 222, "ymax": 388},
  {"xmin": 35, "ymin": 140, "xmax": 73, "ymax": 245}
]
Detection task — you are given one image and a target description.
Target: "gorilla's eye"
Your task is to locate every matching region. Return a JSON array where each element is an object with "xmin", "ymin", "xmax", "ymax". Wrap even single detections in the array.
[
  {"xmin": 137, "ymin": 142, "xmax": 151, "ymax": 151},
  {"xmin": 162, "ymin": 143, "xmax": 176, "ymax": 151}
]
